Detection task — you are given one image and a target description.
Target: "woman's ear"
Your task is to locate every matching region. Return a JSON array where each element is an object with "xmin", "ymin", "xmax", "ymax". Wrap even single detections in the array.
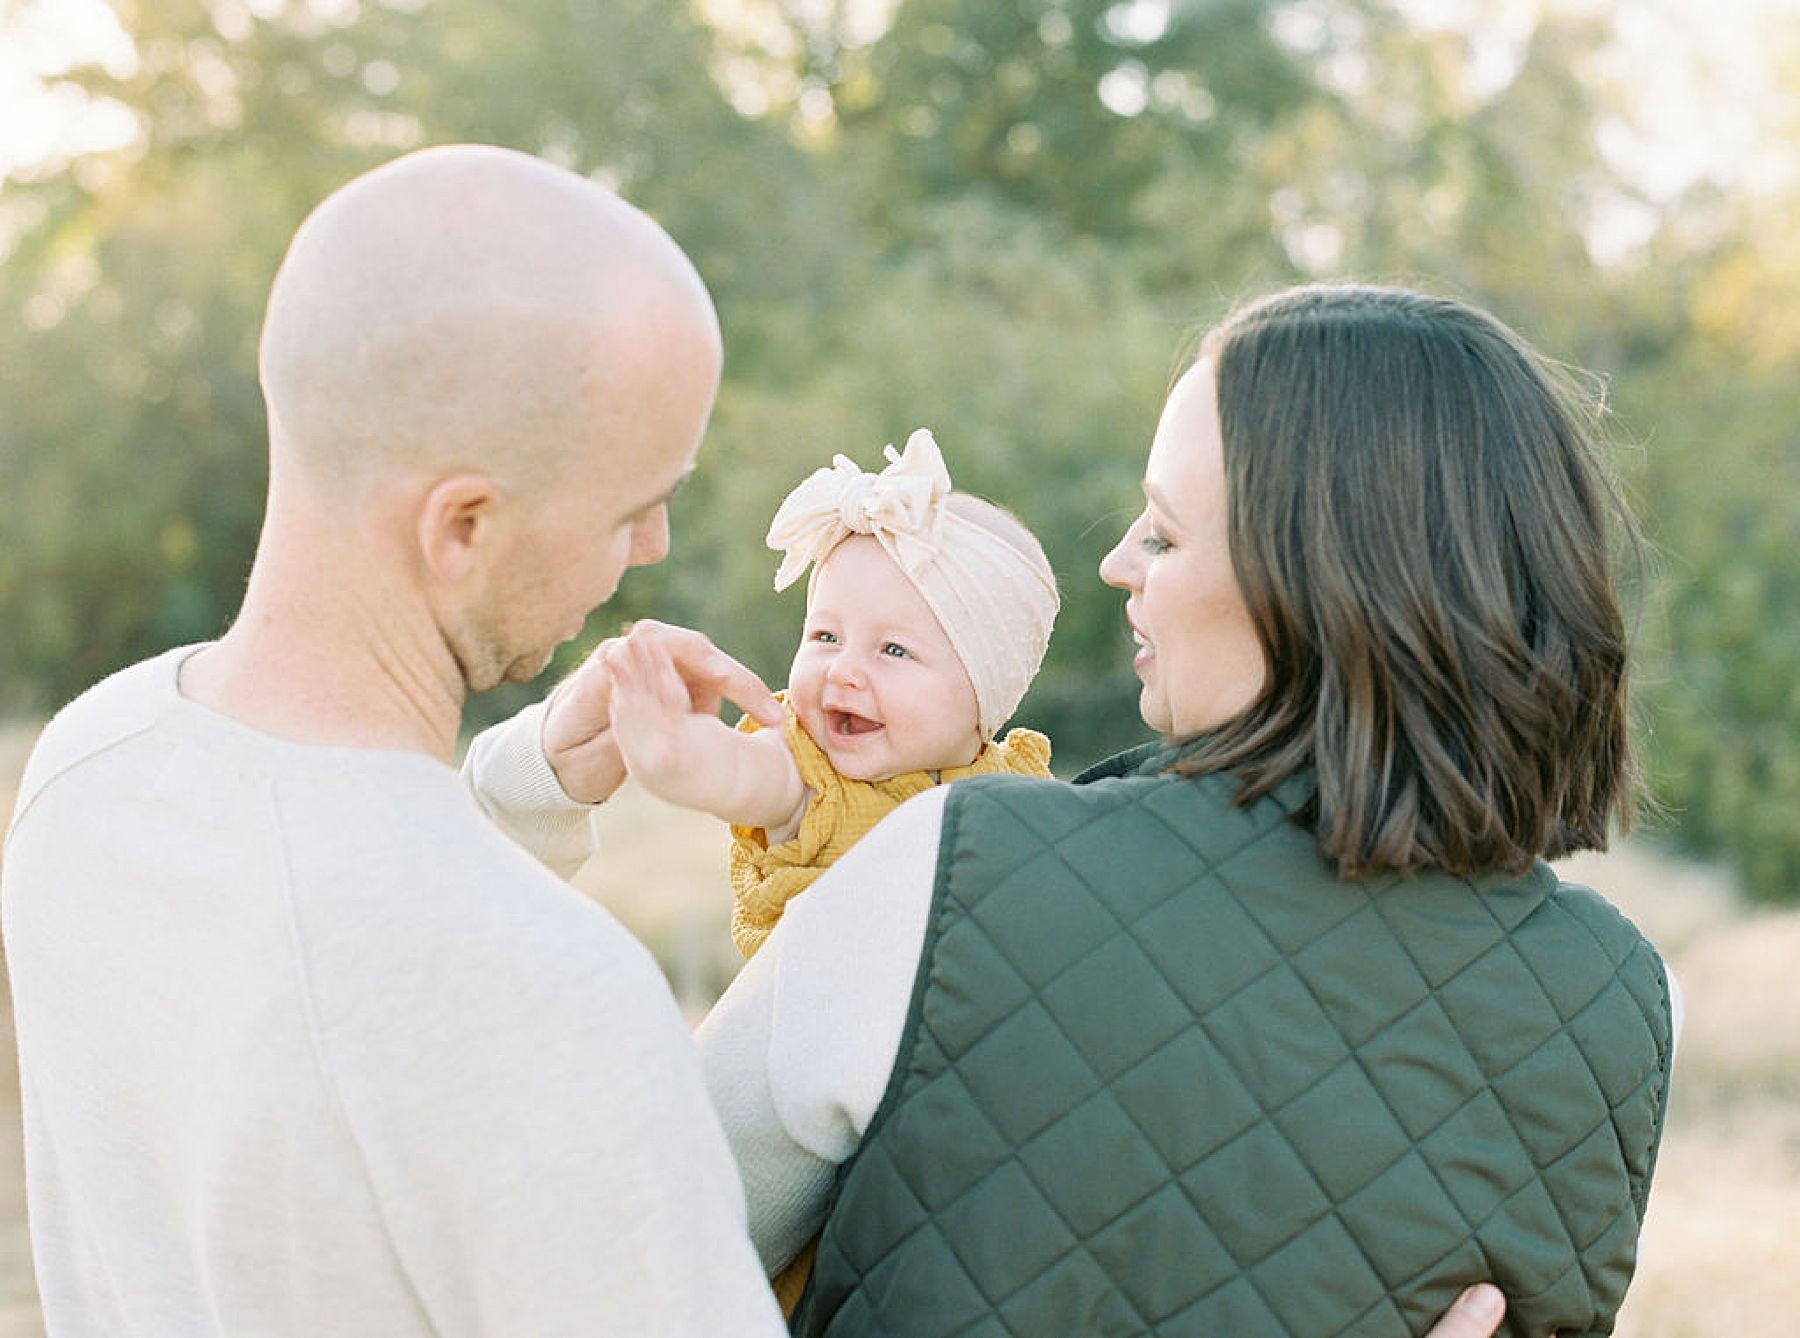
[{"xmin": 416, "ymin": 473, "xmax": 505, "ymax": 585}]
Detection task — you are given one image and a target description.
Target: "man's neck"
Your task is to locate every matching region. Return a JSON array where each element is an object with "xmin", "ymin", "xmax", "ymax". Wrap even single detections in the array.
[{"xmin": 180, "ymin": 521, "xmax": 467, "ymax": 762}]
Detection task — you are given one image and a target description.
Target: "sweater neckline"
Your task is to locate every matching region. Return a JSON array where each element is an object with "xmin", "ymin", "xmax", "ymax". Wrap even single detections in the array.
[{"xmin": 149, "ymin": 643, "xmax": 459, "ymax": 780}]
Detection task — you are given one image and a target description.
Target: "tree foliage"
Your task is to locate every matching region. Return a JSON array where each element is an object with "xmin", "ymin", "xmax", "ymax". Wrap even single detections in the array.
[{"xmin": 2, "ymin": 0, "xmax": 1796, "ymax": 900}]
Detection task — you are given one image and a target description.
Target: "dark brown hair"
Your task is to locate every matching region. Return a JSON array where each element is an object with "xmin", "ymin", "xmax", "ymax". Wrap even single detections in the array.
[{"xmin": 1176, "ymin": 284, "xmax": 1639, "ymax": 878}]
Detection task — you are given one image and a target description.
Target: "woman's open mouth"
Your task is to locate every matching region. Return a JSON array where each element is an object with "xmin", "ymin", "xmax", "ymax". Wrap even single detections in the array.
[{"xmin": 1129, "ymin": 626, "xmax": 1154, "ymax": 673}]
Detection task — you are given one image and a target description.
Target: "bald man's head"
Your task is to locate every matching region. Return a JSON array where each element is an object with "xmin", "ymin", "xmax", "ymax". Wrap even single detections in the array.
[{"xmin": 259, "ymin": 144, "xmax": 721, "ymax": 497}]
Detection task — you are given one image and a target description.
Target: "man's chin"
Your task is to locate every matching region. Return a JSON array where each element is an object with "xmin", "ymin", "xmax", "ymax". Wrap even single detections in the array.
[
  {"xmin": 500, "ymin": 647, "xmax": 558, "ymax": 686},
  {"xmin": 455, "ymin": 644, "xmax": 557, "ymax": 695}
]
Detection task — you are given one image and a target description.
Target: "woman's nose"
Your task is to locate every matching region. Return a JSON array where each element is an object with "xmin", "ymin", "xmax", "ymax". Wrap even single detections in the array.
[{"xmin": 1099, "ymin": 533, "xmax": 1136, "ymax": 591}]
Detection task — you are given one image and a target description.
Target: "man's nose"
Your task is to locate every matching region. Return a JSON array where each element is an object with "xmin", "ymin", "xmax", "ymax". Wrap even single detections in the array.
[{"xmin": 629, "ymin": 507, "xmax": 671, "ymax": 567}]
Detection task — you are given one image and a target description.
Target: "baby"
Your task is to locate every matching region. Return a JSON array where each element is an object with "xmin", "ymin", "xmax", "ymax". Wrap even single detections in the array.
[
  {"xmin": 604, "ymin": 429, "xmax": 1061, "ymax": 958},
  {"xmin": 605, "ymin": 428, "xmax": 1058, "ymax": 1310}
]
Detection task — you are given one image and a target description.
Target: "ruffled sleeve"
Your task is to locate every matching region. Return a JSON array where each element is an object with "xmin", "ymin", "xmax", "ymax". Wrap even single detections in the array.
[{"xmin": 989, "ymin": 727, "xmax": 1053, "ymax": 779}]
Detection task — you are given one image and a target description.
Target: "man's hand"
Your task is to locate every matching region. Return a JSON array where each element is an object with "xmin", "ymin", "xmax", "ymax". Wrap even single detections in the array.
[
  {"xmin": 1423, "ymin": 1285, "xmax": 1508, "ymax": 1338},
  {"xmin": 541, "ymin": 621, "xmax": 783, "ymax": 804}
]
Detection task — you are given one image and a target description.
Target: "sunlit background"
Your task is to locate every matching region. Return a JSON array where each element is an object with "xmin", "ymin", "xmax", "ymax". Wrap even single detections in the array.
[{"xmin": 2, "ymin": 0, "xmax": 1798, "ymax": 1333}]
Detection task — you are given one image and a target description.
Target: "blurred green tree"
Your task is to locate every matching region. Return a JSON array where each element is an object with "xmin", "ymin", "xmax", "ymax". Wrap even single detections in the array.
[
  {"xmin": 1617, "ymin": 186, "xmax": 1800, "ymax": 904},
  {"xmin": 2, "ymin": 0, "xmax": 1796, "ymax": 902},
  {"xmin": 0, "ymin": 0, "xmax": 844, "ymax": 716}
]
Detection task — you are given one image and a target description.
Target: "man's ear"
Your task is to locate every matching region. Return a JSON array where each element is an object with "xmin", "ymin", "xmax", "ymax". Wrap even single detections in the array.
[{"xmin": 417, "ymin": 473, "xmax": 505, "ymax": 585}]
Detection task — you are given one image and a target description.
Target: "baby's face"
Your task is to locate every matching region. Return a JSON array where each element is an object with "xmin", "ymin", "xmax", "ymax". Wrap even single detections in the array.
[{"xmin": 789, "ymin": 536, "xmax": 982, "ymax": 782}]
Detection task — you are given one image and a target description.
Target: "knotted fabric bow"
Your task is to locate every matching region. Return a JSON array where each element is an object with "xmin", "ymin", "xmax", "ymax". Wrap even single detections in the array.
[{"xmin": 766, "ymin": 429, "xmax": 1059, "ymax": 739}]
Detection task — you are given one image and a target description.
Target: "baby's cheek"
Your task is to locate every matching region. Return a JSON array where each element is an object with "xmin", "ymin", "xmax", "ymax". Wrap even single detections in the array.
[{"xmin": 785, "ymin": 665, "xmax": 824, "ymax": 717}]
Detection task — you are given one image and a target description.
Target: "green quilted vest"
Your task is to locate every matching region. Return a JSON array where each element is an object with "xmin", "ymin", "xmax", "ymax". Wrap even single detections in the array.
[{"xmin": 791, "ymin": 747, "xmax": 1672, "ymax": 1338}]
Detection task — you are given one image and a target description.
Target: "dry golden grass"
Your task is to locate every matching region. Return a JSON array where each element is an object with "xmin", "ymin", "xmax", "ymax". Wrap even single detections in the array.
[
  {"xmin": 1552, "ymin": 847, "xmax": 1800, "ymax": 1337},
  {"xmin": 1, "ymin": 722, "xmax": 1795, "ymax": 1336},
  {"xmin": 577, "ymin": 783, "xmax": 746, "ymax": 1024},
  {"xmin": 0, "ymin": 724, "xmax": 42, "ymax": 1338}
]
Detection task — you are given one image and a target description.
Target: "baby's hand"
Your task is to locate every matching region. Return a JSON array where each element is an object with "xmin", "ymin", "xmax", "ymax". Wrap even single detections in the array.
[
  {"xmin": 605, "ymin": 625, "xmax": 804, "ymax": 828},
  {"xmin": 544, "ymin": 622, "xmax": 782, "ymax": 805},
  {"xmin": 603, "ymin": 632, "xmax": 722, "ymax": 802}
]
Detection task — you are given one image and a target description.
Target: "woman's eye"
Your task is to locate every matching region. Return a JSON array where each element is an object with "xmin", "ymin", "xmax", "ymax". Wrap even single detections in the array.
[
  {"xmin": 1140, "ymin": 533, "xmax": 1173, "ymax": 555},
  {"xmin": 881, "ymin": 643, "xmax": 910, "ymax": 659}
]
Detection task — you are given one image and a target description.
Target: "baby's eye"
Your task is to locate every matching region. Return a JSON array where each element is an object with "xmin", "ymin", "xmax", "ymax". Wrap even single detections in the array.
[
  {"xmin": 810, "ymin": 629, "xmax": 839, "ymax": 645},
  {"xmin": 881, "ymin": 642, "xmax": 910, "ymax": 659}
]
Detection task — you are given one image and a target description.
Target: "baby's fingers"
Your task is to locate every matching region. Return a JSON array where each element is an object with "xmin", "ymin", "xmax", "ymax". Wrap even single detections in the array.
[
  {"xmin": 600, "ymin": 641, "xmax": 665, "ymax": 728},
  {"xmin": 622, "ymin": 619, "xmax": 781, "ymax": 727},
  {"xmin": 597, "ymin": 637, "xmax": 638, "ymax": 694},
  {"xmin": 636, "ymin": 638, "xmax": 703, "ymax": 717}
]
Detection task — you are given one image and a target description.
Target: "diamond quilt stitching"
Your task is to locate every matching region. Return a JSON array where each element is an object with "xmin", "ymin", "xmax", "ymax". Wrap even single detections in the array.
[{"xmin": 800, "ymin": 769, "xmax": 1671, "ymax": 1338}]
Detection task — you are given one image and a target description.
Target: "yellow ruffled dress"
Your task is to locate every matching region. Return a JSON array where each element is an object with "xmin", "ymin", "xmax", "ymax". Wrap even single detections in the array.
[{"xmin": 728, "ymin": 694, "xmax": 1053, "ymax": 959}]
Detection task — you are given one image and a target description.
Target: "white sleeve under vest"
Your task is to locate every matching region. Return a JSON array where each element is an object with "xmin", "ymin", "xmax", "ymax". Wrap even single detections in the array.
[{"xmin": 696, "ymin": 785, "xmax": 947, "ymax": 1273}]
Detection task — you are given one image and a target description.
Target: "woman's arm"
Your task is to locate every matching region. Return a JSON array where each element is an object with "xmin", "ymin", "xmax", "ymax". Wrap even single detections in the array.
[{"xmin": 697, "ymin": 786, "xmax": 947, "ymax": 1269}]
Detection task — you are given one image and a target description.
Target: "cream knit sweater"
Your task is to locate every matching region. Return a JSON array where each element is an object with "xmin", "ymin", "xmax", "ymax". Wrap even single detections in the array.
[{"xmin": 2, "ymin": 645, "xmax": 783, "ymax": 1337}]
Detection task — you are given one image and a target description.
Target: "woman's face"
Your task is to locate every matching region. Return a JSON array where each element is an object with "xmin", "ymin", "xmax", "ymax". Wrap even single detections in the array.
[{"xmin": 1099, "ymin": 358, "xmax": 1267, "ymax": 737}]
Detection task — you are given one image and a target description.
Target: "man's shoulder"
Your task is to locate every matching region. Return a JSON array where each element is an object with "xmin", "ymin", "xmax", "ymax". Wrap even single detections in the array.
[
  {"xmin": 280, "ymin": 774, "xmax": 664, "ymax": 999},
  {"xmin": 8, "ymin": 649, "xmax": 190, "ymax": 836},
  {"xmin": 275, "ymin": 766, "xmax": 555, "ymax": 908}
]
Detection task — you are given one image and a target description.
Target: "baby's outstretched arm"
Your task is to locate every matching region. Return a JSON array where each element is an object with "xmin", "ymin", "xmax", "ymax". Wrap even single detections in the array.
[
  {"xmin": 538, "ymin": 622, "xmax": 783, "ymax": 804},
  {"xmin": 605, "ymin": 628, "xmax": 807, "ymax": 832}
]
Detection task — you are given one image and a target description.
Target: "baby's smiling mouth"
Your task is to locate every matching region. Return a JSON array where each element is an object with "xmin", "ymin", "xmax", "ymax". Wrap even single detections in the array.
[{"xmin": 828, "ymin": 709, "xmax": 883, "ymax": 738}]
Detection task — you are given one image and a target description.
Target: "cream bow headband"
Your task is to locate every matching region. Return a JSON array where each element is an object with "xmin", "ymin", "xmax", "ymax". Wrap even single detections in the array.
[{"xmin": 766, "ymin": 429, "xmax": 1058, "ymax": 739}]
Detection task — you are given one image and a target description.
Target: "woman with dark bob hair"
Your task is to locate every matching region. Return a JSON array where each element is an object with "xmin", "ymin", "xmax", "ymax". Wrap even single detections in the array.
[
  {"xmin": 676, "ymin": 283, "xmax": 1674, "ymax": 1338},
  {"xmin": 1154, "ymin": 283, "xmax": 1639, "ymax": 877}
]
